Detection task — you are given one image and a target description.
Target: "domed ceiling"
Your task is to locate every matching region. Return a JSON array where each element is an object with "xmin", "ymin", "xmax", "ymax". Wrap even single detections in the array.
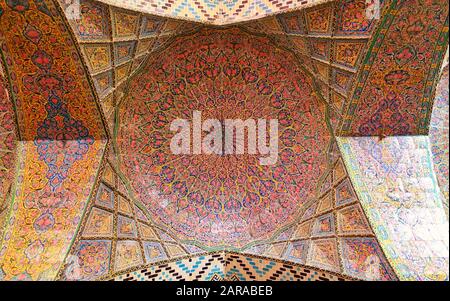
[
  {"xmin": 0, "ymin": 0, "xmax": 448, "ymax": 281},
  {"xmin": 117, "ymin": 27, "xmax": 331, "ymax": 249}
]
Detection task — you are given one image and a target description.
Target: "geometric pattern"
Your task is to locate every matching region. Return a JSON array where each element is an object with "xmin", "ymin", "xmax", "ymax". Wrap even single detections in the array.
[
  {"xmin": 65, "ymin": 0, "xmax": 392, "ymax": 144},
  {"xmin": 284, "ymin": 240, "xmax": 310, "ymax": 264},
  {"xmin": 138, "ymin": 222, "xmax": 158, "ymax": 240},
  {"xmin": 224, "ymin": 253, "xmax": 352, "ymax": 281},
  {"xmin": 58, "ymin": 154, "xmax": 194, "ymax": 280},
  {"xmin": 165, "ymin": 244, "xmax": 188, "ymax": 258},
  {"xmin": 58, "ymin": 0, "xmax": 202, "ymax": 135},
  {"xmin": 112, "ymin": 252, "xmax": 355, "ymax": 281},
  {"xmin": 244, "ymin": 143, "xmax": 398, "ymax": 280},
  {"xmin": 335, "ymin": 178, "xmax": 358, "ymax": 207},
  {"xmin": 264, "ymin": 0, "xmax": 379, "ymax": 132},
  {"xmin": 95, "ymin": 182, "xmax": 115, "ymax": 210},
  {"xmin": 311, "ymin": 213, "xmax": 335, "ymax": 237},
  {"xmin": 114, "ymin": 253, "xmax": 225, "ymax": 281},
  {"xmin": 95, "ymin": 0, "xmax": 333, "ymax": 25},
  {"xmin": 118, "ymin": 195, "xmax": 133, "ymax": 216},
  {"xmin": 265, "ymin": 243, "xmax": 288, "ymax": 258}
]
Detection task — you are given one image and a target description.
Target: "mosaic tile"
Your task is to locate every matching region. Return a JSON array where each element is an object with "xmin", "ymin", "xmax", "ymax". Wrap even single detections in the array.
[
  {"xmin": 277, "ymin": 11, "xmax": 304, "ymax": 34},
  {"xmin": 336, "ymin": 204, "xmax": 371, "ymax": 235},
  {"xmin": 67, "ymin": 240, "xmax": 112, "ymax": 280},
  {"xmin": 95, "ymin": 0, "xmax": 330, "ymax": 26},
  {"xmin": 315, "ymin": 61, "xmax": 330, "ymax": 81},
  {"xmin": 2, "ymin": 0, "xmax": 447, "ymax": 282},
  {"xmin": 134, "ymin": 205, "xmax": 150, "ymax": 223},
  {"xmin": 264, "ymin": 242, "xmax": 287, "ymax": 258},
  {"xmin": 340, "ymin": 237, "xmax": 397, "ymax": 280},
  {"xmin": 335, "ymin": 178, "xmax": 357, "ymax": 207},
  {"xmin": 138, "ymin": 222, "xmax": 159, "ymax": 240},
  {"xmin": 102, "ymin": 163, "xmax": 116, "ymax": 187},
  {"xmin": 63, "ymin": 0, "xmax": 110, "ymax": 40},
  {"xmin": 331, "ymin": 91, "xmax": 346, "ymax": 113},
  {"xmin": 430, "ymin": 66, "xmax": 449, "ymax": 208},
  {"xmin": 113, "ymin": 41, "xmax": 136, "ymax": 64},
  {"xmin": 243, "ymin": 244, "xmax": 270, "ymax": 256},
  {"xmin": 307, "ymin": 238, "xmax": 340, "ymax": 272},
  {"xmin": 114, "ymin": 240, "xmax": 144, "ymax": 272},
  {"xmin": 334, "ymin": 41, "xmax": 365, "ymax": 69},
  {"xmin": 284, "ymin": 240, "xmax": 310, "ymax": 264},
  {"xmin": 274, "ymin": 227, "xmax": 295, "ymax": 241},
  {"xmin": 140, "ymin": 16, "xmax": 165, "ymax": 37},
  {"xmin": 101, "ymin": 92, "xmax": 115, "ymax": 118},
  {"xmin": 182, "ymin": 244, "xmax": 205, "ymax": 254},
  {"xmin": 310, "ymin": 39, "xmax": 330, "ymax": 60},
  {"xmin": 118, "ymin": 27, "xmax": 331, "ymax": 248},
  {"xmin": 301, "ymin": 202, "xmax": 318, "ymax": 221},
  {"xmin": 115, "ymin": 62, "xmax": 131, "ymax": 84},
  {"xmin": 331, "ymin": 68, "xmax": 354, "ymax": 96},
  {"xmin": 311, "ymin": 213, "xmax": 335, "ymax": 237},
  {"xmin": 319, "ymin": 172, "xmax": 332, "ymax": 195},
  {"xmin": 292, "ymin": 220, "xmax": 313, "ymax": 240},
  {"xmin": 335, "ymin": 0, "xmax": 379, "ymax": 35},
  {"xmin": 339, "ymin": 136, "xmax": 449, "ymax": 280},
  {"xmin": 93, "ymin": 70, "xmax": 114, "ymax": 96},
  {"xmin": 117, "ymin": 215, "xmax": 138, "ymax": 238},
  {"xmin": 143, "ymin": 241, "xmax": 167, "ymax": 264},
  {"xmin": 136, "ymin": 38, "xmax": 155, "ymax": 56},
  {"xmin": 316, "ymin": 191, "xmax": 333, "ymax": 215},
  {"xmin": 290, "ymin": 36, "xmax": 310, "ymax": 55},
  {"xmin": 333, "ymin": 159, "xmax": 347, "ymax": 183},
  {"xmin": 111, "ymin": 8, "xmax": 139, "ymax": 39},
  {"xmin": 95, "ymin": 182, "xmax": 115, "ymax": 209},
  {"xmin": 340, "ymin": 0, "xmax": 447, "ymax": 136},
  {"xmin": 157, "ymin": 229, "xmax": 177, "ymax": 242},
  {"xmin": 82, "ymin": 44, "xmax": 112, "ymax": 73},
  {"xmin": 118, "ymin": 195, "xmax": 133, "ymax": 216},
  {"xmin": 305, "ymin": 5, "xmax": 333, "ymax": 34},
  {"xmin": 165, "ymin": 243, "xmax": 187, "ymax": 258},
  {"xmin": 83, "ymin": 207, "xmax": 114, "ymax": 237}
]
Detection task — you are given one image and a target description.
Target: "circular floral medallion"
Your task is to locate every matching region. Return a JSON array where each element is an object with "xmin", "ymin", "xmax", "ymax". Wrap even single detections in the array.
[{"xmin": 118, "ymin": 28, "xmax": 330, "ymax": 248}]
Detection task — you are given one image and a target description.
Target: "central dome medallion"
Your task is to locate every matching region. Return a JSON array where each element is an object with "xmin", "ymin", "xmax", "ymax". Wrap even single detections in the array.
[{"xmin": 117, "ymin": 28, "xmax": 331, "ymax": 249}]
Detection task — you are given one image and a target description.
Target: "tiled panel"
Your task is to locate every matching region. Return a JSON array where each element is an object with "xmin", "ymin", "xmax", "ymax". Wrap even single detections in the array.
[
  {"xmin": 339, "ymin": 136, "xmax": 449, "ymax": 280},
  {"xmin": 112, "ymin": 252, "xmax": 354, "ymax": 281}
]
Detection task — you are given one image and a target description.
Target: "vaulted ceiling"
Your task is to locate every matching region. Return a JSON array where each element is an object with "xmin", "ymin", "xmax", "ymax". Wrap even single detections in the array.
[{"xmin": 0, "ymin": 0, "xmax": 448, "ymax": 281}]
